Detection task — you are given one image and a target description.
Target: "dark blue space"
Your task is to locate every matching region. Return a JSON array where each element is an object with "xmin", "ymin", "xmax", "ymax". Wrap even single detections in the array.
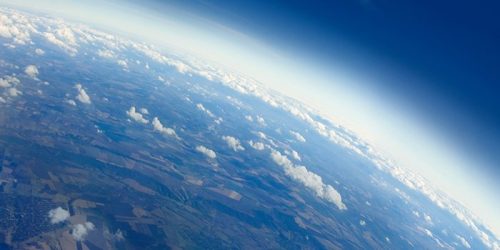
[{"xmin": 135, "ymin": 0, "xmax": 500, "ymax": 177}]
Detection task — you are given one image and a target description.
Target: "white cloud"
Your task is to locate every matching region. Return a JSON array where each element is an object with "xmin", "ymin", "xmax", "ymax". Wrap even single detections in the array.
[
  {"xmin": 43, "ymin": 31, "xmax": 78, "ymax": 55},
  {"xmin": 35, "ymin": 48, "xmax": 45, "ymax": 55},
  {"xmin": 456, "ymin": 235, "xmax": 471, "ymax": 249},
  {"xmin": 71, "ymin": 222, "xmax": 95, "ymax": 241},
  {"xmin": 75, "ymin": 84, "xmax": 91, "ymax": 104},
  {"xmin": 245, "ymin": 115, "xmax": 253, "ymax": 122},
  {"xmin": 0, "ymin": 76, "xmax": 19, "ymax": 88},
  {"xmin": 0, "ymin": 12, "xmax": 32, "ymax": 44},
  {"xmin": 246, "ymin": 115, "xmax": 266, "ymax": 126},
  {"xmin": 24, "ymin": 65, "xmax": 39, "ymax": 79},
  {"xmin": 48, "ymin": 207, "xmax": 70, "ymax": 224},
  {"xmin": 359, "ymin": 220, "xmax": 366, "ymax": 226},
  {"xmin": 56, "ymin": 26, "xmax": 77, "ymax": 45},
  {"xmin": 0, "ymin": 75, "xmax": 22, "ymax": 100},
  {"xmin": 97, "ymin": 49, "xmax": 114, "ymax": 58},
  {"xmin": 257, "ymin": 131, "xmax": 267, "ymax": 139},
  {"xmin": 290, "ymin": 130, "xmax": 306, "ymax": 142},
  {"xmin": 111, "ymin": 229, "xmax": 125, "ymax": 241},
  {"xmin": 126, "ymin": 106, "xmax": 148, "ymax": 124},
  {"xmin": 424, "ymin": 213, "xmax": 433, "ymax": 224},
  {"xmin": 167, "ymin": 60, "xmax": 190, "ymax": 74},
  {"xmin": 66, "ymin": 99, "xmax": 76, "ymax": 106},
  {"xmin": 270, "ymin": 150, "xmax": 347, "ymax": 210},
  {"xmin": 222, "ymin": 136, "xmax": 245, "ymax": 151},
  {"xmin": 291, "ymin": 150, "xmax": 301, "ymax": 161},
  {"xmin": 140, "ymin": 108, "xmax": 149, "ymax": 115},
  {"xmin": 214, "ymin": 117, "xmax": 223, "ymax": 125},
  {"xmin": 117, "ymin": 59, "xmax": 128, "ymax": 68},
  {"xmin": 196, "ymin": 103, "xmax": 215, "ymax": 118},
  {"xmin": 248, "ymin": 140, "xmax": 265, "ymax": 150},
  {"xmin": 420, "ymin": 227, "xmax": 433, "ymax": 237},
  {"xmin": 196, "ymin": 145, "xmax": 216, "ymax": 159},
  {"xmin": 256, "ymin": 115, "xmax": 266, "ymax": 126},
  {"xmin": 152, "ymin": 117, "xmax": 177, "ymax": 137},
  {"xmin": 8, "ymin": 87, "xmax": 21, "ymax": 97}
]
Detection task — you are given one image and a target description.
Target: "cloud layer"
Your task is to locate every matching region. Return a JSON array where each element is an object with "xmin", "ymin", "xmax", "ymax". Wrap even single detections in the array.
[{"xmin": 1, "ymin": 7, "xmax": 498, "ymax": 248}]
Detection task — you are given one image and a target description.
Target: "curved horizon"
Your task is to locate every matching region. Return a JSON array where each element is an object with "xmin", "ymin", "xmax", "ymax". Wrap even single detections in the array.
[{"xmin": 3, "ymin": 0, "xmax": 499, "ymax": 239}]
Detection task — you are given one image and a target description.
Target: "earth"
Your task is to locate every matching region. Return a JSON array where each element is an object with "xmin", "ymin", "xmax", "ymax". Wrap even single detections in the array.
[{"xmin": 0, "ymin": 7, "xmax": 498, "ymax": 250}]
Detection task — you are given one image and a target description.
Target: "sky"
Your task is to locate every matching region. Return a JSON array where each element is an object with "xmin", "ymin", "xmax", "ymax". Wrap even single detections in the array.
[{"xmin": 3, "ymin": 0, "xmax": 499, "ymax": 235}]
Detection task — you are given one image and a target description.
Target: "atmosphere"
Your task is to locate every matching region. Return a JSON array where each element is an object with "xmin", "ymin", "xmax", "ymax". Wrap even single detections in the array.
[{"xmin": 0, "ymin": 0, "xmax": 499, "ymax": 249}]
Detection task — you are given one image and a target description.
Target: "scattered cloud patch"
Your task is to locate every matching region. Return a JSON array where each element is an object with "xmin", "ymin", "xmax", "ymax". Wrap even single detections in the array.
[
  {"xmin": 214, "ymin": 117, "xmax": 223, "ymax": 125},
  {"xmin": 0, "ymin": 12, "xmax": 32, "ymax": 44},
  {"xmin": 110, "ymin": 229, "xmax": 125, "ymax": 241},
  {"xmin": 256, "ymin": 131, "xmax": 267, "ymax": 139},
  {"xmin": 424, "ymin": 213, "xmax": 433, "ymax": 224},
  {"xmin": 248, "ymin": 140, "xmax": 265, "ymax": 150},
  {"xmin": 222, "ymin": 136, "xmax": 245, "ymax": 151},
  {"xmin": 35, "ymin": 48, "xmax": 45, "ymax": 55},
  {"xmin": 245, "ymin": 115, "xmax": 253, "ymax": 122},
  {"xmin": 126, "ymin": 106, "xmax": 149, "ymax": 124},
  {"xmin": 66, "ymin": 99, "xmax": 76, "ymax": 106},
  {"xmin": 71, "ymin": 222, "xmax": 95, "ymax": 241},
  {"xmin": 256, "ymin": 115, "xmax": 266, "ymax": 126},
  {"xmin": 152, "ymin": 117, "xmax": 177, "ymax": 137},
  {"xmin": 290, "ymin": 130, "xmax": 306, "ymax": 142},
  {"xmin": 291, "ymin": 150, "xmax": 301, "ymax": 161},
  {"xmin": 75, "ymin": 84, "xmax": 91, "ymax": 104},
  {"xmin": 140, "ymin": 108, "xmax": 149, "ymax": 115},
  {"xmin": 360, "ymin": 220, "xmax": 366, "ymax": 226},
  {"xmin": 48, "ymin": 207, "xmax": 70, "ymax": 224},
  {"xmin": 8, "ymin": 87, "xmax": 21, "ymax": 97},
  {"xmin": 43, "ymin": 30, "xmax": 78, "ymax": 55},
  {"xmin": 24, "ymin": 65, "xmax": 39, "ymax": 79},
  {"xmin": 196, "ymin": 145, "xmax": 217, "ymax": 159},
  {"xmin": 117, "ymin": 59, "xmax": 128, "ymax": 68},
  {"xmin": 422, "ymin": 228, "xmax": 433, "ymax": 237},
  {"xmin": 456, "ymin": 235, "xmax": 471, "ymax": 249},
  {"xmin": 97, "ymin": 49, "xmax": 114, "ymax": 58},
  {"xmin": 270, "ymin": 150, "xmax": 347, "ymax": 210},
  {"xmin": 0, "ymin": 75, "xmax": 20, "ymax": 88},
  {"xmin": 196, "ymin": 103, "xmax": 215, "ymax": 118}
]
